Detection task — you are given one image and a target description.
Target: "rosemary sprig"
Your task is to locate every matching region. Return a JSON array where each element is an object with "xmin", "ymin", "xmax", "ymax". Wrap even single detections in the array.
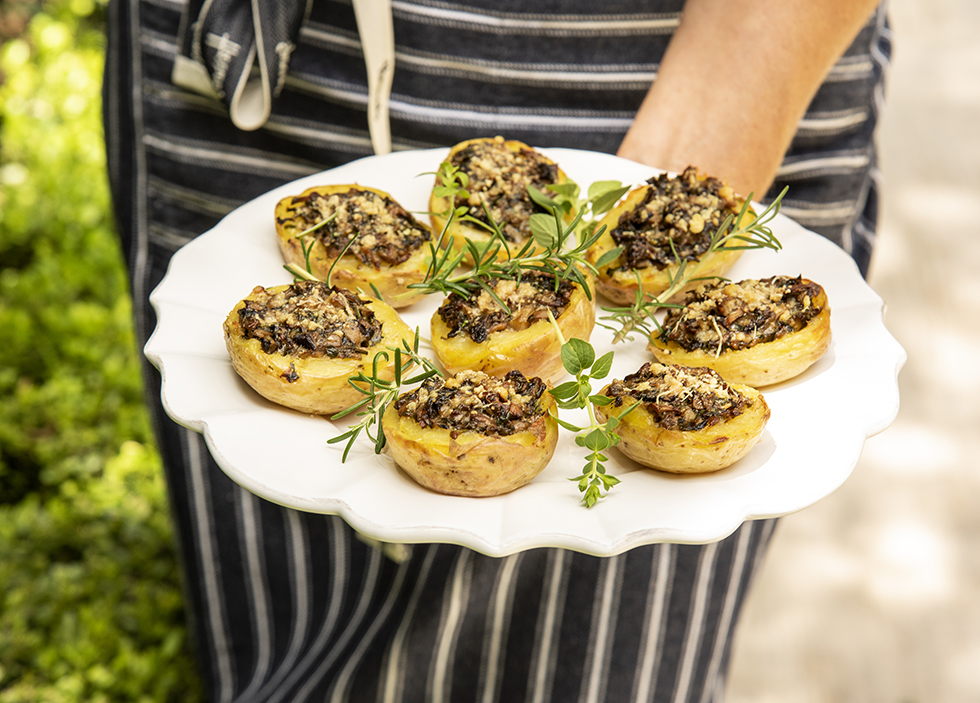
[
  {"xmin": 283, "ymin": 210, "xmax": 345, "ymax": 282},
  {"xmin": 597, "ymin": 271, "xmax": 677, "ymax": 343},
  {"xmin": 407, "ymin": 162, "xmax": 629, "ymax": 310},
  {"xmin": 323, "ymin": 232, "xmax": 359, "ymax": 287},
  {"xmin": 598, "ymin": 186, "xmax": 788, "ymax": 343},
  {"xmin": 327, "ymin": 330, "xmax": 442, "ymax": 460},
  {"xmin": 284, "ymin": 262, "xmax": 319, "ymax": 282},
  {"xmin": 546, "ymin": 313, "xmax": 633, "ymax": 507},
  {"xmin": 406, "ymin": 196, "xmax": 624, "ymax": 314}
]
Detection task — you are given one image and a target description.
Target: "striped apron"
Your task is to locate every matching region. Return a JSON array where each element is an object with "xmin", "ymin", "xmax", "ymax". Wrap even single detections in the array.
[{"xmin": 103, "ymin": 1, "xmax": 890, "ymax": 700}]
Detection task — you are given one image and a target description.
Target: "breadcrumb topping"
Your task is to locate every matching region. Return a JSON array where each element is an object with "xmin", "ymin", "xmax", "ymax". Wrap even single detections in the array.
[
  {"xmin": 394, "ymin": 369, "xmax": 547, "ymax": 436},
  {"xmin": 282, "ymin": 187, "xmax": 430, "ymax": 268},
  {"xmin": 449, "ymin": 137, "xmax": 559, "ymax": 243},
  {"xmin": 235, "ymin": 281, "xmax": 382, "ymax": 359},
  {"xmin": 612, "ymin": 166, "xmax": 740, "ymax": 271},
  {"xmin": 658, "ymin": 276, "xmax": 825, "ymax": 353},
  {"xmin": 605, "ymin": 362, "xmax": 747, "ymax": 431},
  {"xmin": 437, "ymin": 272, "xmax": 574, "ymax": 343}
]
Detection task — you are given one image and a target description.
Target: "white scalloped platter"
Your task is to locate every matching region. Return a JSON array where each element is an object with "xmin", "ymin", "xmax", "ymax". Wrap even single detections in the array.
[{"xmin": 145, "ymin": 148, "xmax": 906, "ymax": 557}]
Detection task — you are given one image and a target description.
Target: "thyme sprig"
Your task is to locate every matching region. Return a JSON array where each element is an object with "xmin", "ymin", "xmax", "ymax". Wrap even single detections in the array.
[
  {"xmin": 546, "ymin": 313, "xmax": 634, "ymax": 507},
  {"xmin": 327, "ymin": 330, "xmax": 442, "ymax": 460},
  {"xmin": 598, "ymin": 186, "xmax": 788, "ymax": 343}
]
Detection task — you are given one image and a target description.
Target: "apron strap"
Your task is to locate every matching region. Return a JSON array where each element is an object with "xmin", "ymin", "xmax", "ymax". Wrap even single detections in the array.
[{"xmin": 172, "ymin": 0, "xmax": 393, "ymax": 153}]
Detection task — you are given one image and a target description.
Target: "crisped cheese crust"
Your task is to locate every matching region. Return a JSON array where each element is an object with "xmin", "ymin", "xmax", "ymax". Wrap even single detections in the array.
[
  {"xmin": 437, "ymin": 272, "xmax": 574, "ymax": 343},
  {"xmin": 658, "ymin": 276, "xmax": 825, "ymax": 353},
  {"xmin": 394, "ymin": 369, "xmax": 547, "ymax": 436},
  {"xmin": 450, "ymin": 137, "xmax": 559, "ymax": 243},
  {"xmin": 605, "ymin": 362, "xmax": 747, "ymax": 431},
  {"xmin": 612, "ymin": 166, "xmax": 740, "ymax": 270},
  {"xmin": 236, "ymin": 281, "xmax": 382, "ymax": 359},
  {"xmin": 282, "ymin": 187, "xmax": 430, "ymax": 268}
]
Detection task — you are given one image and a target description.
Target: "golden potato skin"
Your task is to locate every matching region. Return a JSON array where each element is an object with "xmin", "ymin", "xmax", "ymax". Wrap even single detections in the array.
[
  {"xmin": 223, "ymin": 285, "xmax": 414, "ymax": 415},
  {"xmin": 648, "ymin": 286, "xmax": 832, "ymax": 388},
  {"xmin": 585, "ymin": 180, "xmax": 751, "ymax": 305},
  {"xmin": 428, "ymin": 137, "xmax": 574, "ymax": 263},
  {"xmin": 275, "ymin": 184, "xmax": 430, "ymax": 308},
  {"xmin": 382, "ymin": 392, "xmax": 559, "ymax": 497},
  {"xmin": 430, "ymin": 280, "xmax": 596, "ymax": 383},
  {"xmin": 595, "ymin": 381, "xmax": 770, "ymax": 474}
]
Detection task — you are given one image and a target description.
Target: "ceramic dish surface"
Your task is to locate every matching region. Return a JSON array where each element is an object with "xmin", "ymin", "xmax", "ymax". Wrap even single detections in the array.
[{"xmin": 145, "ymin": 148, "xmax": 906, "ymax": 556}]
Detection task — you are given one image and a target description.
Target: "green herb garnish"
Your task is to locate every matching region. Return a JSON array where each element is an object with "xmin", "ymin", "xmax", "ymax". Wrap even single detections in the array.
[
  {"xmin": 599, "ymin": 187, "xmax": 788, "ymax": 343},
  {"xmin": 283, "ymin": 210, "xmax": 341, "ymax": 282},
  {"xmin": 406, "ymin": 164, "xmax": 630, "ymax": 309},
  {"xmin": 327, "ymin": 329, "xmax": 442, "ymax": 460},
  {"xmin": 546, "ymin": 313, "xmax": 634, "ymax": 507}
]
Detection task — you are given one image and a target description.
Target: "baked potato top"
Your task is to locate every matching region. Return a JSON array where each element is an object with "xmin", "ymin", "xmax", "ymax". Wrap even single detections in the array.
[
  {"xmin": 604, "ymin": 362, "xmax": 748, "ymax": 432},
  {"xmin": 612, "ymin": 166, "xmax": 741, "ymax": 271},
  {"xmin": 233, "ymin": 281, "xmax": 382, "ymax": 360},
  {"xmin": 436, "ymin": 271, "xmax": 575, "ymax": 343},
  {"xmin": 279, "ymin": 186, "xmax": 430, "ymax": 269},
  {"xmin": 448, "ymin": 136, "xmax": 560, "ymax": 243},
  {"xmin": 657, "ymin": 276, "xmax": 826, "ymax": 353},
  {"xmin": 393, "ymin": 369, "xmax": 549, "ymax": 436}
]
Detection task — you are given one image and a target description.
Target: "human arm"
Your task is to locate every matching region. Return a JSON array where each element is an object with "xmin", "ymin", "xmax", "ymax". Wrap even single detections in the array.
[{"xmin": 616, "ymin": 0, "xmax": 882, "ymax": 199}]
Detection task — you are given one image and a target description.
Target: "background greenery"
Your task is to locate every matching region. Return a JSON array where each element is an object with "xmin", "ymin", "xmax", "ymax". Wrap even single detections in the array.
[{"xmin": 0, "ymin": 2, "xmax": 205, "ymax": 700}]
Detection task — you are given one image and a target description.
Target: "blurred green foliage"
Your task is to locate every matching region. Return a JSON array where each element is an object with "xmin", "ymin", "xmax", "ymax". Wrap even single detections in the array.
[{"xmin": 0, "ymin": 2, "xmax": 205, "ymax": 700}]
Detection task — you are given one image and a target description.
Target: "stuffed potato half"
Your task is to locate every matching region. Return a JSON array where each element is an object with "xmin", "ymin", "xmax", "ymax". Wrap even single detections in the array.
[
  {"xmin": 586, "ymin": 167, "xmax": 752, "ymax": 304},
  {"xmin": 429, "ymin": 136, "xmax": 575, "ymax": 263},
  {"xmin": 648, "ymin": 277, "xmax": 831, "ymax": 387},
  {"xmin": 223, "ymin": 281, "xmax": 414, "ymax": 415},
  {"xmin": 594, "ymin": 362, "xmax": 770, "ymax": 474},
  {"xmin": 430, "ymin": 272, "xmax": 596, "ymax": 383},
  {"xmin": 381, "ymin": 370, "xmax": 559, "ymax": 497},
  {"xmin": 275, "ymin": 184, "xmax": 431, "ymax": 308}
]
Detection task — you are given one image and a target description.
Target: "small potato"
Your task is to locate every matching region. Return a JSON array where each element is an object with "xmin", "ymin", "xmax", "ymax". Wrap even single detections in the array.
[
  {"xmin": 430, "ymin": 274, "xmax": 595, "ymax": 383},
  {"xmin": 382, "ymin": 371, "xmax": 559, "ymax": 497},
  {"xmin": 648, "ymin": 277, "xmax": 831, "ymax": 387},
  {"xmin": 594, "ymin": 363, "xmax": 770, "ymax": 474},
  {"xmin": 223, "ymin": 282, "xmax": 414, "ymax": 415},
  {"xmin": 429, "ymin": 136, "xmax": 575, "ymax": 263},
  {"xmin": 586, "ymin": 167, "xmax": 752, "ymax": 305},
  {"xmin": 275, "ymin": 184, "xmax": 431, "ymax": 308}
]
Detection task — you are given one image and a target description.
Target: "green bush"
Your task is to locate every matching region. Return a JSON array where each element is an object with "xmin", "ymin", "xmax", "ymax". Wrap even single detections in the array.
[{"xmin": 0, "ymin": 3, "xmax": 204, "ymax": 701}]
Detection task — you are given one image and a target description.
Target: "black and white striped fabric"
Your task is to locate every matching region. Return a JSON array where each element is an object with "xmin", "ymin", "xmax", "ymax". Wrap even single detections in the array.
[{"xmin": 103, "ymin": 1, "xmax": 890, "ymax": 701}]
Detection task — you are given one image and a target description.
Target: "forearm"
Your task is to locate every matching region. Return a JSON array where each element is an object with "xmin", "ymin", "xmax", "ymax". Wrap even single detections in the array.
[{"xmin": 617, "ymin": 0, "xmax": 881, "ymax": 199}]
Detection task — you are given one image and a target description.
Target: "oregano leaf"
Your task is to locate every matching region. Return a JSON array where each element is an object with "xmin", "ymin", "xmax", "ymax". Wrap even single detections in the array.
[
  {"xmin": 560, "ymin": 337, "xmax": 595, "ymax": 375},
  {"xmin": 594, "ymin": 246, "xmax": 623, "ymax": 270},
  {"xmin": 589, "ymin": 183, "xmax": 630, "ymax": 215},
  {"xmin": 591, "ymin": 351, "xmax": 615, "ymax": 379},
  {"xmin": 529, "ymin": 213, "xmax": 560, "ymax": 248},
  {"xmin": 527, "ymin": 184, "xmax": 559, "ymax": 210}
]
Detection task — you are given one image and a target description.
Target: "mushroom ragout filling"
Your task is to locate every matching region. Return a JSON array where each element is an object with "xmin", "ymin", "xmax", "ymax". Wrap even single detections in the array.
[
  {"xmin": 437, "ymin": 272, "xmax": 575, "ymax": 343},
  {"xmin": 280, "ymin": 188, "xmax": 430, "ymax": 269},
  {"xmin": 394, "ymin": 370, "xmax": 547, "ymax": 437},
  {"xmin": 605, "ymin": 362, "xmax": 747, "ymax": 432},
  {"xmin": 449, "ymin": 137, "xmax": 559, "ymax": 243},
  {"xmin": 236, "ymin": 281, "xmax": 382, "ymax": 359},
  {"xmin": 612, "ymin": 166, "xmax": 741, "ymax": 271},
  {"xmin": 658, "ymin": 276, "xmax": 825, "ymax": 353}
]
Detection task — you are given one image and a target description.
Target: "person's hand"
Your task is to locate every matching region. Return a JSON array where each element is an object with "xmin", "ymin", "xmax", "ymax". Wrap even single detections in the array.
[{"xmin": 617, "ymin": 0, "xmax": 881, "ymax": 199}]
